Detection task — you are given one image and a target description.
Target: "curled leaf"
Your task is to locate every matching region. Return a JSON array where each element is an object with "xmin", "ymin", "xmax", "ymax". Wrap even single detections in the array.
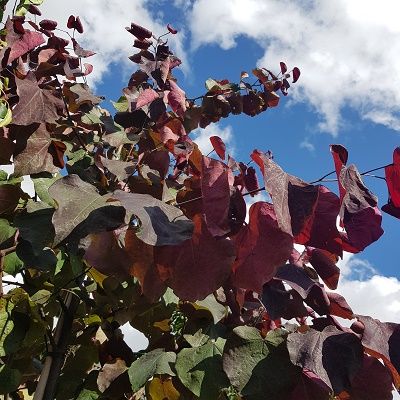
[{"xmin": 167, "ymin": 23, "xmax": 178, "ymax": 34}]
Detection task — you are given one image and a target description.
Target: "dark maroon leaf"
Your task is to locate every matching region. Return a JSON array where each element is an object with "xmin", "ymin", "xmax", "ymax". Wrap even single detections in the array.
[
  {"xmin": 327, "ymin": 292, "xmax": 353, "ymax": 320},
  {"xmin": 241, "ymin": 167, "xmax": 258, "ymax": 196},
  {"xmin": 288, "ymin": 370, "xmax": 332, "ymax": 400},
  {"xmin": 0, "ymin": 137, "xmax": 15, "ymax": 164},
  {"xmin": 0, "ymin": 185, "xmax": 22, "ymax": 215},
  {"xmin": 242, "ymin": 92, "xmax": 262, "ymax": 116},
  {"xmin": 330, "ymin": 144, "xmax": 348, "ymax": 203},
  {"xmin": 12, "ymin": 72, "xmax": 64, "ymax": 124},
  {"xmin": 298, "ymin": 186, "xmax": 342, "ymax": 257},
  {"xmin": 167, "ymin": 23, "xmax": 178, "ymax": 34},
  {"xmin": 110, "ymin": 190, "xmax": 193, "ymax": 246},
  {"xmin": 252, "ymin": 149, "xmax": 322, "ymax": 238},
  {"xmin": 201, "ymin": 156, "xmax": 233, "ymax": 237},
  {"xmin": 126, "ymin": 22, "xmax": 152, "ymax": 40},
  {"xmin": 28, "ymin": 5, "xmax": 42, "ymax": 16},
  {"xmin": 233, "ymin": 202, "xmax": 293, "ymax": 292},
  {"xmin": 209, "ymin": 135, "xmax": 226, "ymax": 160},
  {"xmin": 275, "ymin": 263, "xmax": 330, "ymax": 315},
  {"xmin": 287, "ymin": 326, "xmax": 363, "ymax": 394},
  {"xmin": 356, "ymin": 315, "xmax": 400, "ymax": 387},
  {"xmin": 292, "ymin": 67, "xmax": 301, "ymax": 83},
  {"xmin": 75, "ymin": 16, "xmax": 84, "ymax": 33},
  {"xmin": 339, "ymin": 165, "xmax": 383, "ymax": 252},
  {"xmin": 385, "ymin": 147, "xmax": 400, "ymax": 207},
  {"xmin": 280, "ymin": 61, "xmax": 288, "ymax": 74},
  {"xmin": 133, "ymin": 39, "xmax": 152, "ymax": 50},
  {"xmin": 13, "ymin": 19, "xmax": 25, "ymax": 34},
  {"xmin": 155, "ymin": 214, "xmax": 235, "ymax": 301},
  {"xmin": 261, "ymin": 279, "xmax": 308, "ymax": 320},
  {"xmin": 67, "ymin": 15, "xmax": 76, "ymax": 29},
  {"xmin": 348, "ymin": 355, "xmax": 393, "ymax": 400},
  {"xmin": 12, "ymin": 123, "xmax": 61, "ymax": 176},
  {"xmin": 39, "ymin": 19, "xmax": 57, "ymax": 31},
  {"xmin": 308, "ymin": 248, "xmax": 340, "ymax": 290},
  {"xmin": 382, "ymin": 201, "xmax": 400, "ymax": 218}
]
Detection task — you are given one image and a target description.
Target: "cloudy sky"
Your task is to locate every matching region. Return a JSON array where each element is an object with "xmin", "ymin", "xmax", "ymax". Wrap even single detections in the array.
[{"xmin": 4, "ymin": 1, "xmax": 400, "ymax": 390}]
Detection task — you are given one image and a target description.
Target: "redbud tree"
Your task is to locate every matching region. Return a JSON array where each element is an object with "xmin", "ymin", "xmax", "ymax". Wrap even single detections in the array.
[{"xmin": 0, "ymin": 1, "xmax": 399, "ymax": 399}]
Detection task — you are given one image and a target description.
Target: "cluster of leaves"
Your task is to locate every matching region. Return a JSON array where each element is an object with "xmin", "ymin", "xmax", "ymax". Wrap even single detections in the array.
[{"xmin": 0, "ymin": 1, "xmax": 399, "ymax": 399}]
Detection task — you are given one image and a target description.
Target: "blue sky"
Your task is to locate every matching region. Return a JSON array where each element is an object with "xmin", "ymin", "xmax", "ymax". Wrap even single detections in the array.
[{"xmin": 33, "ymin": 0, "xmax": 400, "ymax": 325}]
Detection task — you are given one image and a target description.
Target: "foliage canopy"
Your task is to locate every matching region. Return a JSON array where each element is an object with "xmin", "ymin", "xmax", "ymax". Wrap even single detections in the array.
[{"xmin": 0, "ymin": 1, "xmax": 399, "ymax": 399}]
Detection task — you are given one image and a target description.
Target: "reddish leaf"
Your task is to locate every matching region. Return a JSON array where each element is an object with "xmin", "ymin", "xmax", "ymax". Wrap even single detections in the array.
[
  {"xmin": 111, "ymin": 191, "xmax": 193, "ymax": 246},
  {"xmin": 330, "ymin": 144, "xmax": 348, "ymax": 203},
  {"xmin": 201, "ymin": 156, "xmax": 233, "ymax": 237},
  {"xmin": 251, "ymin": 150, "xmax": 320, "ymax": 238},
  {"xmin": 167, "ymin": 80, "xmax": 186, "ymax": 117},
  {"xmin": 126, "ymin": 22, "xmax": 152, "ymax": 40},
  {"xmin": 289, "ymin": 370, "xmax": 332, "ymax": 400},
  {"xmin": 12, "ymin": 123, "xmax": 61, "ymax": 176},
  {"xmin": 243, "ymin": 166, "xmax": 260, "ymax": 195},
  {"xmin": 6, "ymin": 29, "xmax": 45, "ymax": 65},
  {"xmin": 280, "ymin": 61, "xmax": 288, "ymax": 74},
  {"xmin": 339, "ymin": 165, "xmax": 383, "ymax": 252},
  {"xmin": 261, "ymin": 279, "xmax": 308, "ymax": 320},
  {"xmin": 0, "ymin": 185, "xmax": 22, "ymax": 215},
  {"xmin": 71, "ymin": 38, "xmax": 96, "ymax": 58},
  {"xmin": 133, "ymin": 39, "xmax": 152, "ymax": 50},
  {"xmin": 308, "ymin": 248, "xmax": 340, "ymax": 290},
  {"xmin": 0, "ymin": 137, "xmax": 15, "ymax": 164},
  {"xmin": 209, "ymin": 135, "xmax": 226, "ymax": 160},
  {"xmin": 275, "ymin": 263, "xmax": 330, "ymax": 315},
  {"xmin": 67, "ymin": 15, "xmax": 76, "ymax": 29},
  {"xmin": 382, "ymin": 201, "xmax": 400, "ymax": 218},
  {"xmin": 154, "ymin": 214, "xmax": 235, "ymax": 301},
  {"xmin": 292, "ymin": 67, "xmax": 301, "ymax": 83},
  {"xmin": 298, "ymin": 186, "xmax": 342, "ymax": 257},
  {"xmin": 39, "ymin": 19, "xmax": 57, "ymax": 31},
  {"xmin": 75, "ymin": 16, "xmax": 84, "ymax": 33},
  {"xmin": 12, "ymin": 72, "xmax": 64, "ymax": 124},
  {"xmin": 167, "ymin": 23, "xmax": 178, "ymax": 34},
  {"xmin": 347, "ymin": 355, "xmax": 394, "ymax": 400},
  {"xmin": 124, "ymin": 230, "xmax": 166, "ymax": 302},
  {"xmin": 385, "ymin": 147, "xmax": 400, "ymax": 207},
  {"xmin": 28, "ymin": 5, "xmax": 42, "ymax": 16},
  {"xmin": 327, "ymin": 292, "xmax": 353, "ymax": 320},
  {"xmin": 356, "ymin": 315, "xmax": 400, "ymax": 388},
  {"xmin": 233, "ymin": 202, "xmax": 293, "ymax": 292},
  {"xmin": 135, "ymin": 88, "xmax": 159, "ymax": 110},
  {"xmin": 287, "ymin": 326, "xmax": 363, "ymax": 394}
]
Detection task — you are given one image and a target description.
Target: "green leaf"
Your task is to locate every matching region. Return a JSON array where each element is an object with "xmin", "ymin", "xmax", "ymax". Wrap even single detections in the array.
[
  {"xmin": 0, "ymin": 298, "xmax": 15, "ymax": 357},
  {"xmin": 32, "ymin": 172, "xmax": 61, "ymax": 207},
  {"xmin": 0, "ymin": 218, "xmax": 16, "ymax": 246},
  {"xmin": 111, "ymin": 96, "xmax": 129, "ymax": 112},
  {"xmin": 128, "ymin": 349, "xmax": 176, "ymax": 393},
  {"xmin": 196, "ymin": 294, "xmax": 227, "ymax": 324},
  {"xmin": 222, "ymin": 327, "xmax": 299, "ymax": 400},
  {"xmin": 48, "ymin": 174, "xmax": 125, "ymax": 245},
  {"xmin": 0, "ymin": 170, "xmax": 8, "ymax": 181},
  {"xmin": 3, "ymin": 251, "xmax": 24, "ymax": 275},
  {"xmin": 30, "ymin": 289, "xmax": 51, "ymax": 305},
  {"xmin": 0, "ymin": 364, "xmax": 22, "ymax": 394},
  {"xmin": 76, "ymin": 389, "xmax": 100, "ymax": 400},
  {"xmin": 175, "ymin": 338, "xmax": 229, "ymax": 399},
  {"xmin": 16, "ymin": 0, "xmax": 44, "ymax": 16}
]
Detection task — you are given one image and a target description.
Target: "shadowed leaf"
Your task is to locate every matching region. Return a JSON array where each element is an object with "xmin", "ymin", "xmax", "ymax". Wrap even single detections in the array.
[{"xmin": 287, "ymin": 326, "xmax": 363, "ymax": 394}]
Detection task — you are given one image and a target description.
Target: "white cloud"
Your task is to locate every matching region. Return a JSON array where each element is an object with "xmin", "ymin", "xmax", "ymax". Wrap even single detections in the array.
[
  {"xmin": 300, "ymin": 138, "xmax": 315, "ymax": 152},
  {"xmin": 187, "ymin": 0, "xmax": 400, "ymax": 134},
  {"xmin": 38, "ymin": 0, "xmax": 187, "ymax": 85},
  {"xmin": 120, "ymin": 322, "xmax": 149, "ymax": 352},
  {"xmin": 192, "ymin": 123, "xmax": 234, "ymax": 156},
  {"xmin": 336, "ymin": 253, "xmax": 400, "ymax": 323},
  {"xmin": 1, "ymin": 164, "xmax": 35, "ymax": 196}
]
